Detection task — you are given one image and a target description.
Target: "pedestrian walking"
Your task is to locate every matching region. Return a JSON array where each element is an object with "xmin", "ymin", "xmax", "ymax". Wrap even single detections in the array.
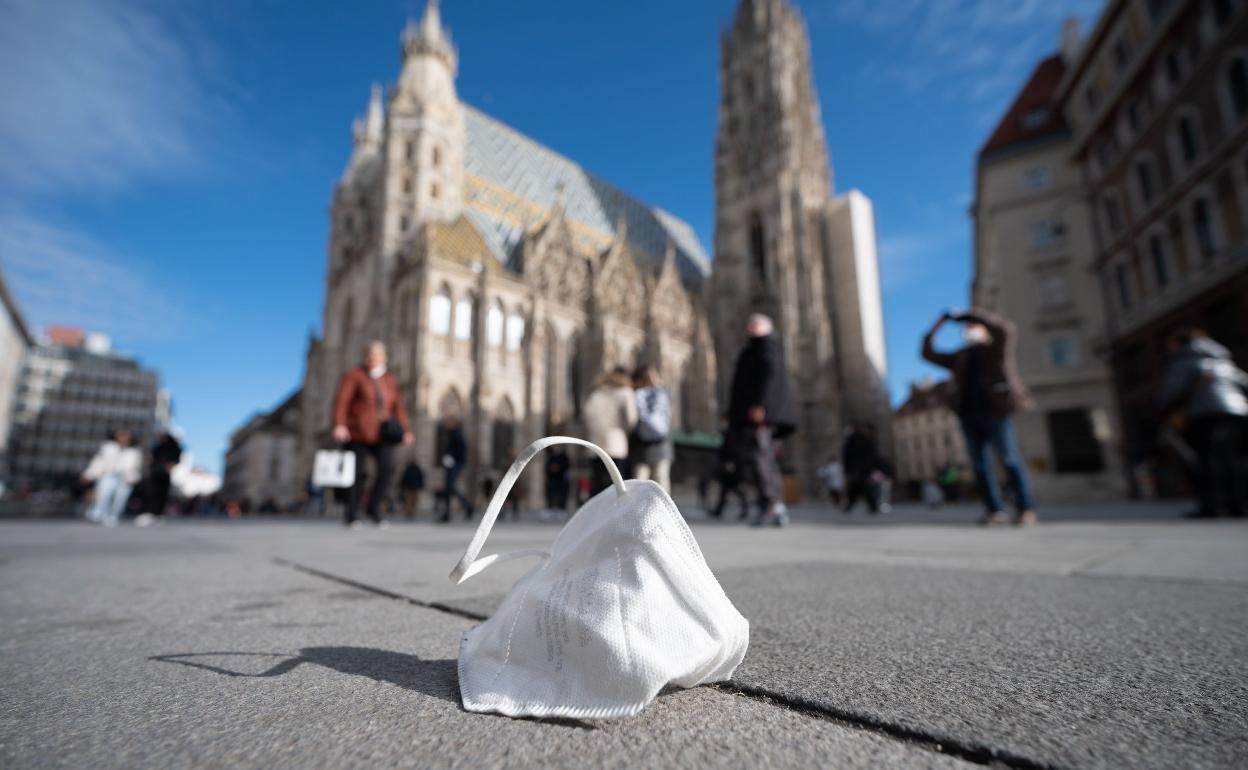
[
  {"xmin": 841, "ymin": 424, "xmax": 882, "ymax": 514},
  {"xmin": 1157, "ymin": 328, "xmax": 1248, "ymax": 518},
  {"xmin": 631, "ymin": 364, "xmax": 674, "ymax": 492},
  {"xmin": 709, "ymin": 442, "xmax": 750, "ymax": 520},
  {"xmin": 81, "ymin": 429, "xmax": 142, "ymax": 527},
  {"xmin": 922, "ymin": 309, "xmax": 1037, "ymax": 526},
  {"xmin": 584, "ymin": 367, "xmax": 638, "ymax": 495},
  {"xmin": 922, "ymin": 477, "xmax": 944, "ymax": 508},
  {"xmin": 434, "ymin": 415, "xmax": 474, "ymax": 521},
  {"xmin": 136, "ymin": 431, "xmax": 183, "ymax": 526},
  {"xmin": 332, "ymin": 341, "xmax": 413, "ymax": 529},
  {"xmin": 399, "ymin": 460, "xmax": 425, "ymax": 519},
  {"xmin": 725, "ymin": 313, "xmax": 797, "ymax": 527},
  {"xmin": 816, "ymin": 456, "xmax": 845, "ymax": 506},
  {"xmin": 543, "ymin": 445, "xmax": 571, "ymax": 520}
]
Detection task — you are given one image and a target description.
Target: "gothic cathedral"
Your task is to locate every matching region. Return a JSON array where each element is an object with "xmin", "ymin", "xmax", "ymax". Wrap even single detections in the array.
[
  {"xmin": 711, "ymin": 0, "xmax": 892, "ymax": 486},
  {"xmin": 299, "ymin": 0, "xmax": 890, "ymax": 499}
]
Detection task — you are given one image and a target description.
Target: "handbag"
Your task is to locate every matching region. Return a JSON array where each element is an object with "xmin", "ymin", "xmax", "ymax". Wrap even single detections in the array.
[
  {"xmin": 312, "ymin": 448, "xmax": 356, "ymax": 488},
  {"xmin": 374, "ymin": 378, "xmax": 405, "ymax": 445}
]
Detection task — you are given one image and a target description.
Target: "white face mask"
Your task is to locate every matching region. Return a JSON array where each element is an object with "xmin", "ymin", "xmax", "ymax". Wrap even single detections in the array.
[
  {"xmin": 368, "ymin": 365, "xmax": 386, "ymax": 379},
  {"xmin": 449, "ymin": 436, "xmax": 749, "ymax": 720}
]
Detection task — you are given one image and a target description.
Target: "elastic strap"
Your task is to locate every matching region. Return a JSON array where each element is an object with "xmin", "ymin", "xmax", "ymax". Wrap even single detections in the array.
[{"xmin": 449, "ymin": 436, "xmax": 627, "ymax": 585}]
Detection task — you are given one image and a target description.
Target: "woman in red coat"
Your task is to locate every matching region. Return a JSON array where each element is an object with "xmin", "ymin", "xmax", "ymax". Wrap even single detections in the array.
[{"xmin": 332, "ymin": 341, "xmax": 412, "ymax": 527}]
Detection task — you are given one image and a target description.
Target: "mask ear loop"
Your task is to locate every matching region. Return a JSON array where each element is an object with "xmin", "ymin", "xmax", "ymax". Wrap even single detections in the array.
[{"xmin": 449, "ymin": 436, "xmax": 627, "ymax": 585}]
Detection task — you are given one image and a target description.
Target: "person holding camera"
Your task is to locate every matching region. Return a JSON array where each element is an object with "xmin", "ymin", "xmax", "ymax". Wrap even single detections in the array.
[
  {"xmin": 923, "ymin": 309, "xmax": 1036, "ymax": 526},
  {"xmin": 332, "ymin": 341, "xmax": 412, "ymax": 528}
]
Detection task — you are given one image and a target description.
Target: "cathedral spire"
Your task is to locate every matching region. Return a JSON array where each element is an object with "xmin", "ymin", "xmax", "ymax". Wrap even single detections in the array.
[
  {"xmin": 351, "ymin": 84, "xmax": 384, "ymax": 148},
  {"xmin": 402, "ymin": 0, "xmax": 457, "ymax": 75}
]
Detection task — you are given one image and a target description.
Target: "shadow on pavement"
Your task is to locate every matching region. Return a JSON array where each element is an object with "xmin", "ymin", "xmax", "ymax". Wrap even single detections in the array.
[
  {"xmin": 150, "ymin": 647, "xmax": 460, "ymax": 705},
  {"xmin": 150, "ymin": 648, "xmax": 597, "ymax": 730}
]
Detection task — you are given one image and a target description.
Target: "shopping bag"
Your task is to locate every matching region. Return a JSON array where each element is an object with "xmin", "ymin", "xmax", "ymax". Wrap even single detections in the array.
[{"xmin": 313, "ymin": 448, "xmax": 356, "ymax": 488}]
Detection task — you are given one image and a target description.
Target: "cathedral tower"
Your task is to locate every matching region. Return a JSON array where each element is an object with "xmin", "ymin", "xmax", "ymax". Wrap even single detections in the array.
[{"xmin": 711, "ymin": 0, "xmax": 892, "ymax": 487}]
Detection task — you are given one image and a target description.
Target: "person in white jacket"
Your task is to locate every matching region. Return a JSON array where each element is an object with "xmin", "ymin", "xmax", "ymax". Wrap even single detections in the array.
[
  {"xmin": 82, "ymin": 430, "xmax": 143, "ymax": 527},
  {"xmin": 584, "ymin": 367, "xmax": 638, "ymax": 495}
]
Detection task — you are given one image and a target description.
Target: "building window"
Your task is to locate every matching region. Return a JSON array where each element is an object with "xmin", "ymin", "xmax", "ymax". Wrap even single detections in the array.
[
  {"xmin": 405, "ymin": 140, "xmax": 415, "ymax": 162},
  {"xmin": 1193, "ymin": 198, "xmax": 1217, "ymax": 260},
  {"xmin": 432, "ymin": 145, "xmax": 442, "ymax": 167},
  {"xmin": 1177, "ymin": 113, "xmax": 1200, "ymax": 164},
  {"xmin": 1115, "ymin": 263, "xmax": 1132, "ymax": 309},
  {"xmin": 1229, "ymin": 56, "xmax": 1248, "ymax": 120},
  {"xmin": 1135, "ymin": 160, "xmax": 1155, "ymax": 204},
  {"xmin": 1049, "ymin": 336, "xmax": 1077, "ymax": 368},
  {"xmin": 1113, "ymin": 37, "xmax": 1132, "ymax": 73},
  {"xmin": 1046, "ymin": 409, "xmax": 1106, "ymax": 473},
  {"xmin": 1021, "ymin": 107, "xmax": 1050, "ymax": 130},
  {"xmin": 1165, "ymin": 50, "xmax": 1183, "ymax": 85},
  {"xmin": 399, "ymin": 214, "xmax": 410, "ymax": 233},
  {"xmin": 486, "ymin": 300, "xmax": 504, "ymax": 347},
  {"xmin": 505, "ymin": 313, "xmax": 525, "ymax": 352},
  {"xmin": 430, "ymin": 183, "xmax": 440, "ymax": 200},
  {"xmin": 1149, "ymin": 234, "xmax": 1170, "ymax": 289},
  {"xmin": 749, "ymin": 214, "xmax": 767, "ymax": 286},
  {"xmin": 1038, "ymin": 273, "xmax": 1070, "ymax": 309},
  {"xmin": 1030, "ymin": 220, "xmax": 1061, "ymax": 248},
  {"xmin": 1126, "ymin": 98, "xmax": 1144, "ymax": 132},
  {"xmin": 429, "ymin": 287, "xmax": 452, "ymax": 335},
  {"xmin": 402, "ymin": 177, "xmax": 412, "ymax": 194},
  {"xmin": 454, "ymin": 295, "xmax": 473, "ymax": 340},
  {"xmin": 1084, "ymin": 84, "xmax": 1099, "ymax": 112},
  {"xmin": 1023, "ymin": 165, "xmax": 1050, "ymax": 191},
  {"xmin": 1102, "ymin": 194, "xmax": 1123, "ymax": 235}
]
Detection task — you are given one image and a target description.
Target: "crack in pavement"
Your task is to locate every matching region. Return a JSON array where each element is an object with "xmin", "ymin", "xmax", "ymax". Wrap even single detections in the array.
[{"xmin": 271, "ymin": 557, "xmax": 1061, "ymax": 770}]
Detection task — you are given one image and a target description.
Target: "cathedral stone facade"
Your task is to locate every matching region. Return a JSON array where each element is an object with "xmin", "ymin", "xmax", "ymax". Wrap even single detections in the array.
[
  {"xmin": 298, "ymin": 0, "xmax": 890, "ymax": 500},
  {"xmin": 710, "ymin": 0, "xmax": 891, "ymax": 487}
]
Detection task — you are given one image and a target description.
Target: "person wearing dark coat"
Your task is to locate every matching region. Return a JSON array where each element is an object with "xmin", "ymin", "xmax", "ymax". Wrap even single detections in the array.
[
  {"xmin": 137, "ymin": 431, "xmax": 183, "ymax": 526},
  {"xmin": 399, "ymin": 461, "xmax": 425, "ymax": 519},
  {"xmin": 1157, "ymin": 328, "xmax": 1248, "ymax": 518},
  {"xmin": 841, "ymin": 424, "xmax": 881, "ymax": 514},
  {"xmin": 435, "ymin": 415, "xmax": 473, "ymax": 522},
  {"xmin": 544, "ymin": 447, "xmax": 571, "ymax": 515},
  {"xmin": 923, "ymin": 308, "xmax": 1036, "ymax": 526},
  {"xmin": 725, "ymin": 313, "xmax": 797, "ymax": 527}
]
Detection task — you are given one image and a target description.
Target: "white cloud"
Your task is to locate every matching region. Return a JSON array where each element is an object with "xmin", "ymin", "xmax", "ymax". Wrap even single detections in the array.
[
  {"xmin": 877, "ymin": 224, "xmax": 966, "ymax": 289},
  {"xmin": 0, "ymin": 209, "xmax": 192, "ymax": 343},
  {"xmin": 828, "ymin": 0, "xmax": 1105, "ymax": 105},
  {"xmin": 0, "ymin": 0, "xmax": 223, "ymax": 194}
]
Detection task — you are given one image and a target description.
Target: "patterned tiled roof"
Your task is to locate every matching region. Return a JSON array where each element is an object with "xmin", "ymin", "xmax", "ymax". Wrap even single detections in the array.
[{"xmin": 462, "ymin": 105, "xmax": 710, "ymax": 286}]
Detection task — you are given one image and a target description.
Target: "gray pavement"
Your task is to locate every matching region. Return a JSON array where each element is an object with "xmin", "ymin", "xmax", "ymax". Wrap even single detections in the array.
[{"xmin": 1, "ymin": 502, "xmax": 1245, "ymax": 769}]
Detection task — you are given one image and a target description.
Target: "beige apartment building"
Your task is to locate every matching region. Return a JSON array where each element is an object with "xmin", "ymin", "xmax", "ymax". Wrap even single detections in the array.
[
  {"xmin": 1055, "ymin": 0, "xmax": 1247, "ymax": 495},
  {"xmin": 972, "ymin": 26, "xmax": 1128, "ymax": 501},
  {"xmin": 223, "ymin": 391, "xmax": 301, "ymax": 510},
  {"xmin": 892, "ymin": 379, "xmax": 969, "ymax": 493}
]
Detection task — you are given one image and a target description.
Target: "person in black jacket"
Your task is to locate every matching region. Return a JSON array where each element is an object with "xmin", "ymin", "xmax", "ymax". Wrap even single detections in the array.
[
  {"xmin": 725, "ymin": 313, "xmax": 797, "ymax": 527},
  {"xmin": 841, "ymin": 423, "xmax": 881, "ymax": 514},
  {"xmin": 435, "ymin": 416, "xmax": 473, "ymax": 522},
  {"xmin": 136, "ymin": 431, "xmax": 182, "ymax": 527}
]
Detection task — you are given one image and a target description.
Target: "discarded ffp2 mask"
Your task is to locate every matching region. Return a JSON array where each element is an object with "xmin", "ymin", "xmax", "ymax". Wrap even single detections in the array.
[{"xmin": 449, "ymin": 436, "xmax": 750, "ymax": 720}]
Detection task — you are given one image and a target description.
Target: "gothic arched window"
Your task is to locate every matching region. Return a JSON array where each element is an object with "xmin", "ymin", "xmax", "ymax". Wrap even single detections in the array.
[
  {"xmin": 749, "ymin": 214, "xmax": 767, "ymax": 286},
  {"xmin": 454, "ymin": 294, "xmax": 474, "ymax": 340},
  {"xmin": 487, "ymin": 300, "xmax": 505, "ymax": 347},
  {"xmin": 429, "ymin": 285, "xmax": 452, "ymax": 336},
  {"xmin": 505, "ymin": 311, "xmax": 525, "ymax": 352}
]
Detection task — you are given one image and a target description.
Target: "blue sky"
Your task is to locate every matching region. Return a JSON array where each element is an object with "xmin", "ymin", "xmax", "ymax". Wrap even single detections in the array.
[{"xmin": 0, "ymin": 0, "xmax": 1104, "ymax": 474}]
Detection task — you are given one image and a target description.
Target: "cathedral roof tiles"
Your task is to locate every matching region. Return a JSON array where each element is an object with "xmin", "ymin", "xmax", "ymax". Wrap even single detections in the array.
[{"xmin": 462, "ymin": 106, "xmax": 710, "ymax": 287}]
